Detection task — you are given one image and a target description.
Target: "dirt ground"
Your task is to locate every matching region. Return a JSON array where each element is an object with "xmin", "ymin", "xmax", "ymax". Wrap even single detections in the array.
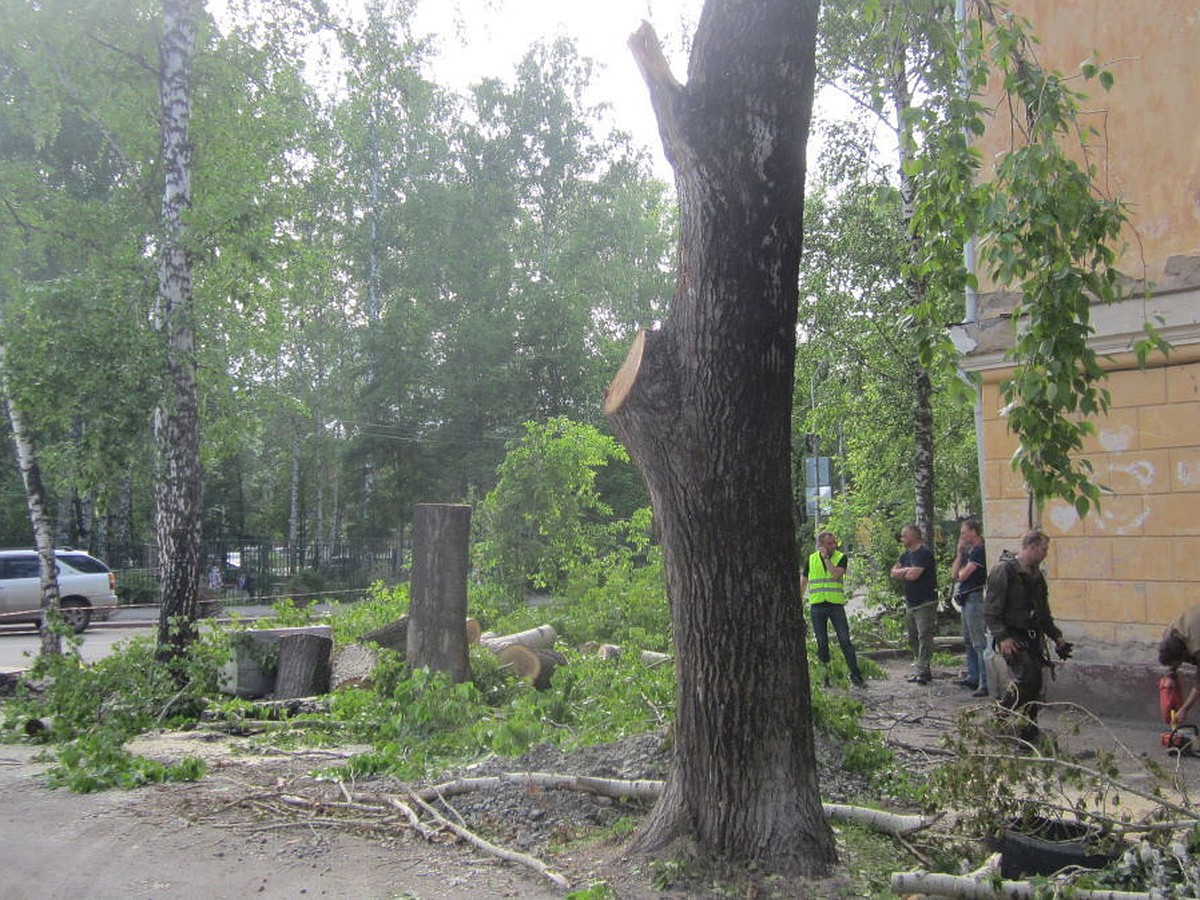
[{"xmin": 1, "ymin": 655, "xmax": 1197, "ymax": 899}]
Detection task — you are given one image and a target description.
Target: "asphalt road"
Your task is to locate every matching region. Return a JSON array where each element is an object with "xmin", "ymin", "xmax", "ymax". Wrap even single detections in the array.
[{"xmin": 0, "ymin": 605, "xmax": 278, "ymax": 672}]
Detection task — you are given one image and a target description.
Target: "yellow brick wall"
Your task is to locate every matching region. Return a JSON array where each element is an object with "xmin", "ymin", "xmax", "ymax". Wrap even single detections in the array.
[
  {"xmin": 982, "ymin": 358, "xmax": 1200, "ymax": 648},
  {"xmin": 971, "ymin": 1, "xmax": 1200, "ymax": 663}
]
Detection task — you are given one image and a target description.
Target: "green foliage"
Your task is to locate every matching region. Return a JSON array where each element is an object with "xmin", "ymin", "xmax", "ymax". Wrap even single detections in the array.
[
  {"xmin": 283, "ymin": 569, "xmax": 327, "ymax": 603},
  {"xmin": 323, "ymin": 641, "xmax": 674, "ymax": 780},
  {"xmin": 47, "ymin": 733, "xmax": 206, "ymax": 793},
  {"xmin": 566, "ymin": 881, "xmax": 618, "ymax": 899},
  {"xmin": 906, "ymin": 1, "xmax": 1154, "ymax": 518},
  {"xmin": 331, "ymin": 580, "xmax": 410, "ymax": 646},
  {"xmin": 0, "ymin": 632, "xmax": 225, "ymax": 791},
  {"xmin": 1091, "ymin": 827, "xmax": 1200, "ymax": 899},
  {"xmin": 928, "ymin": 705, "xmax": 1130, "ymax": 841},
  {"xmin": 259, "ymin": 597, "xmax": 317, "ymax": 629},
  {"xmin": 474, "ymin": 417, "xmax": 636, "ymax": 599}
]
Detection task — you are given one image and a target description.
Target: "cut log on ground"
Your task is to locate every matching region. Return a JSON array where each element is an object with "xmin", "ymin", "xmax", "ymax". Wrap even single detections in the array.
[
  {"xmin": 478, "ymin": 624, "xmax": 558, "ymax": 652},
  {"xmin": 331, "ymin": 643, "xmax": 379, "ymax": 690},
  {"xmin": 359, "ymin": 616, "xmax": 408, "ymax": 653},
  {"xmin": 274, "ymin": 633, "xmax": 333, "ymax": 699},
  {"xmin": 497, "ymin": 644, "xmax": 568, "ymax": 690},
  {"xmin": 889, "ymin": 869, "xmax": 1150, "ymax": 899}
]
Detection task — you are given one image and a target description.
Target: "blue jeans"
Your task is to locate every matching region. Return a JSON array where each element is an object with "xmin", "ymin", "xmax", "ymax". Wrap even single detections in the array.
[
  {"xmin": 810, "ymin": 602, "xmax": 862, "ymax": 682},
  {"xmin": 959, "ymin": 590, "xmax": 987, "ymax": 689}
]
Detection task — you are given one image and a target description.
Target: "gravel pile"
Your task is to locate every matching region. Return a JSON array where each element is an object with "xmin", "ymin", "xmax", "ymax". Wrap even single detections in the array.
[{"xmin": 417, "ymin": 728, "xmax": 876, "ymax": 856}]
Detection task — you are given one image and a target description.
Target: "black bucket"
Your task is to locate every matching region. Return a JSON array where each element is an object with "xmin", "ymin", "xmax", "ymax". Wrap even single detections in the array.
[{"xmin": 1000, "ymin": 817, "xmax": 1117, "ymax": 878}]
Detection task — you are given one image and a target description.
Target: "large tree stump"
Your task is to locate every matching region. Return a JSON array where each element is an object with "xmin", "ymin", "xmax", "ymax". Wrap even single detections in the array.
[
  {"xmin": 406, "ymin": 503, "xmax": 471, "ymax": 683},
  {"xmin": 218, "ymin": 625, "xmax": 334, "ymax": 698},
  {"xmin": 274, "ymin": 632, "xmax": 333, "ymax": 699}
]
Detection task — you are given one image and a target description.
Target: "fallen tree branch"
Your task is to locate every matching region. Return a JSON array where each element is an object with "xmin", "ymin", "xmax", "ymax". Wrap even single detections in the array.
[
  {"xmin": 417, "ymin": 771, "xmax": 663, "ymax": 803},
  {"xmin": 968, "ymin": 749, "xmax": 1200, "ymax": 823},
  {"xmin": 417, "ymin": 772, "xmax": 935, "ymax": 835},
  {"xmin": 382, "ymin": 795, "xmax": 441, "ymax": 840},
  {"xmin": 823, "ymin": 803, "xmax": 936, "ymax": 836},
  {"xmin": 400, "ymin": 786, "xmax": 570, "ymax": 890},
  {"xmin": 889, "ymin": 868, "xmax": 1152, "ymax": 899}
]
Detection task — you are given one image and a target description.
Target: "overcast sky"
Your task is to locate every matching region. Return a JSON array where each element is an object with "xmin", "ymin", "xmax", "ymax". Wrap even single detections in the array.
[{"xmin": 412, "ymin": 0, "xmax": 704, "ymax": 180}]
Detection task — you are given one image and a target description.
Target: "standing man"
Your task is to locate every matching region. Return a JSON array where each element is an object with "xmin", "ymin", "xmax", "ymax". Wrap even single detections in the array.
[
  {"xmin": 1158, "ymin": 605, "xmax": 1200, "ymax": 723},
  {"xmin": 890, "ymin": 524, "xmax": 938, "ymax": 685},
  {"xmin": 951, "ymin": 518, "xmax": 989, "ymax": 698},
  {"xmin": 801, "ymin": 531, "xmax": 866, "ymax": 689},
  {"xmin": 984, "ymin": 529, "xmax": 1072, "ymax": 744}
]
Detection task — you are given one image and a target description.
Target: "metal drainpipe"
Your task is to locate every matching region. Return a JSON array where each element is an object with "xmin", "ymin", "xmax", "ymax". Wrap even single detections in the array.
[{"xmin": 957, "ymin": 0, "xmax": 988, "ymax": 510}]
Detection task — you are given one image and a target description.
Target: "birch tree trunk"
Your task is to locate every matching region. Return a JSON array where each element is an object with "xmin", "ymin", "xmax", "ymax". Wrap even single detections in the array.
[
  {"xmin": 153, "ymin": 0, "xmax": 203, "ymax": 657},
  {"xmin": 0, "ymin": 344, "xmax": 62, "ymax": 657},
  {"xmin": 892, "ymin": 52, "xmax": 938, "ymax": 545},
  {"xmin": 605, "ymin": 1, "xmax": 835, "ymax": 875}
]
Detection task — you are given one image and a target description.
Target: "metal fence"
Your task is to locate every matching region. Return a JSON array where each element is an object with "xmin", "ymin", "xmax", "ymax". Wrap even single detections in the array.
[{"xmin": 112, "ymin": 538, "xmax": 409, "ymax": 607}]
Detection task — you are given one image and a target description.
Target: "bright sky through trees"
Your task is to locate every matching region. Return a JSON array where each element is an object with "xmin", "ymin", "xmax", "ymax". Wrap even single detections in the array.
[{"xmin": 413, "ymin": 0, "xmax": 703, "ymax": 179}]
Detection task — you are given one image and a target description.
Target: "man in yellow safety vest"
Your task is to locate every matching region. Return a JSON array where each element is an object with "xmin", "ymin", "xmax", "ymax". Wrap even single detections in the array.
[{"xmin": 801, "ymin": 531, "xmax": 866, "ymax": 689}]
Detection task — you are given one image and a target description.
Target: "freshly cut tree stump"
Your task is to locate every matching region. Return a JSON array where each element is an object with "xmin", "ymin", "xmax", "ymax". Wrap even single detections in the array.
[
  {"xmin": 219, "ymin": 625, "xmax": 334, "ymax": 698},
  {"xmin": 498, "ymin": 644, "xmax": 568, "ymax": 690},
  {"xmin": 406, "ymin": 503, "xmax": 472, "ymax": 682},
  {"xmin": 274, "ymin": 632, "xmax": 333, "ymax": 699}
]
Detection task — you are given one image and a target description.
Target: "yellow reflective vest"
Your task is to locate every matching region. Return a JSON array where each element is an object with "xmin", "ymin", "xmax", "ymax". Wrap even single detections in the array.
[{"xmin": 807, "ymin": 551, "xmax": 847, "ymax": 605}]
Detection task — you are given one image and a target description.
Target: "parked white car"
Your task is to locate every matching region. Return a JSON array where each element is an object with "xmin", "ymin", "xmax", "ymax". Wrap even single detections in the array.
[{"xmin": 0, "ymin": 549, "xmax": 117, "ymax": 633}]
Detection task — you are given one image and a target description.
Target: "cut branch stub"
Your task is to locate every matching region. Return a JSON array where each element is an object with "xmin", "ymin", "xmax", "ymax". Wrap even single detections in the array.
[{"xmin": 603, "ymin": 329, "xmax": 645, "ymax": 415}]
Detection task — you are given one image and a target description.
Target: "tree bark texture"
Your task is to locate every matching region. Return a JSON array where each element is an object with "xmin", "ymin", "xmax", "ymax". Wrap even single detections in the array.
[
  {"xmin": 274, "ymin": 633, "xmax": 333, "ymax": 699},
  {"xmin": 153, "ymin": 0, "xmax": 203, "ymax": 656},
  {"xmin": 406, "ymin": 503, "xmax": 471, "ymax": 683},
  {"xmin": 606, "ymin": 2, "xmax": 835, "ymax": 876},
  {"xmin": 891, "ymin": 54, "xmax": 937, "ymax": 546},
  {"xmin": 0, "ymin": 345, "xmax": 62, "ymax": 657}
]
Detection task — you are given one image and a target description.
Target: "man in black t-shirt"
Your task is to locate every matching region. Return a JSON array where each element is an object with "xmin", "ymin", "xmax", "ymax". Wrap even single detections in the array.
[{"xmin": 890, "ymin": 524, "xmax": 938, "ymax": 685}]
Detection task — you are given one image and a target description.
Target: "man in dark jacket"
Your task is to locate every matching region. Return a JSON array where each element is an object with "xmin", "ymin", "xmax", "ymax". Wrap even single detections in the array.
[{"xmin": 984, "ymin": 529, "xmax": 1072, "ymax": 743}]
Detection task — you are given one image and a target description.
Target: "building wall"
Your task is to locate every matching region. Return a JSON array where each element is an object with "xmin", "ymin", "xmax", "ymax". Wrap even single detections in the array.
[
  {"xmin": 974, "ymin": 0, "xmax": 1200, "ymax": 284},
  {"xmin": 979, "ymin": 350, "xmax": 1200, "ymax": 655},
  {"xmin": 963, "ymin": 0, "xmax": 1200, "ymax": 673}
]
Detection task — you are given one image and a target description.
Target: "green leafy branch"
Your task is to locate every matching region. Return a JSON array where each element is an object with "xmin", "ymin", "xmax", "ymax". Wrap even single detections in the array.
[{"xmin": 907, "ymin": 0, "xmax": 1162, "ymax": 519}]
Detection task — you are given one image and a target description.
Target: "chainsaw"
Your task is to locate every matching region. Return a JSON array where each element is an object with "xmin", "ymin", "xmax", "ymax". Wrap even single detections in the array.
[{"xmin": 1158, "ymin": 670, "xmax": 1200, "ymax": 757}]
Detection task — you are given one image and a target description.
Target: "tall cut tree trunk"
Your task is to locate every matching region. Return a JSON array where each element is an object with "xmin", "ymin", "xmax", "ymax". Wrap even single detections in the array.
[
  {"xmin": 605, "ymin": 2, "xmax": 835, "ymax": 876},
  {"xmin": 153, "ymin": 0, "xmax": 203, "ymax": 657},
  {"xmin": 1, "ymin": 345, "xmax": 62, "ymax": 657}
]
